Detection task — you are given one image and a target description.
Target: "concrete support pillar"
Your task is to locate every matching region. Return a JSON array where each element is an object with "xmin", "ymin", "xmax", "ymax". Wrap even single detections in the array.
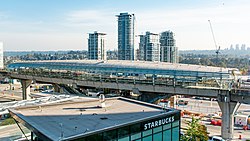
[
  {"xmin": 53, "ymin": 84, "xmax": 63, "ymax": 93},
  {"xmin": 72, "ymin": 83, "xmax": 77, "ymax": 89},
  {"xmin": 21, "ymin": 79, "xmax": 32, "ymax": 100},
  {"xmin": 218, "ymin": 93, "xmax": 240, "ymax": 140}
]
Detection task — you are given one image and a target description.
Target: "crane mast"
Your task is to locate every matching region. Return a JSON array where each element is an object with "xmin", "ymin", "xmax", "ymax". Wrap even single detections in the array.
[{"xmin": 208, "ymin": 20, "xmax": 220, "ymax": 66}]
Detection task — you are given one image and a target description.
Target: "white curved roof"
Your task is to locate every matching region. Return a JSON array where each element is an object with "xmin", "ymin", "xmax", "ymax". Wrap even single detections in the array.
[{"xmin": 14, "ymin": 60, "xmax": 237, "ymax": 74}]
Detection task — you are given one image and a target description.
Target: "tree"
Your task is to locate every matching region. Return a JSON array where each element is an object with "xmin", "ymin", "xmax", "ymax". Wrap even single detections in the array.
[{"xmin": 181, "ymin": 117, "xmax": 209, "ymax": 141}]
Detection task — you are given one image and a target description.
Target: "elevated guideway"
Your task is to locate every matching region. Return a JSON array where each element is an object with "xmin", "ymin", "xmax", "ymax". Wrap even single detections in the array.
[
  {"xmin": 10, "ymin": 73, "xmax": 227, "ymax": 98},
  {"xmin": 7, "ymin": 60, "xmax": 237, "ymax": 98},
  {"xmin": 5, "ymin": 60, "xmax": 250, "ymax": 140}
]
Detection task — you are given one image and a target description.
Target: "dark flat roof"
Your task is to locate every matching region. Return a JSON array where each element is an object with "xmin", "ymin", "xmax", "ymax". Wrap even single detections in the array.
[{"xmin": 9, "ymin": 97, "xmax": 179, "ymax": 140}]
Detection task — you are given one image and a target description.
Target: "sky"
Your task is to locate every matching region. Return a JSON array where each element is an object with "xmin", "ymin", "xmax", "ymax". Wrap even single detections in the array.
[{"xmin": 0, "ymin": 0, "xmax": 250, "ymax": 51}]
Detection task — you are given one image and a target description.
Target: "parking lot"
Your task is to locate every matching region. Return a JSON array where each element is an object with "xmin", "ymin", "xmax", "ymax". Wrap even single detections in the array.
[{"xmin": 178, "ymin": 97, "xmax": 250, "ymax": 140}]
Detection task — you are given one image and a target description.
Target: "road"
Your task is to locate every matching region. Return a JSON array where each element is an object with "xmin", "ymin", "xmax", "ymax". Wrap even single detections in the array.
[
  {"xmin": 0, "ymin": 84, "xmax": 22, "ymax": 102},
  {"xmin": 178, "ymin": 97, "xmax": 250, "ymax": 140},
  {"xmin": 0, "ymin": 124, "xmax": 29, "ymax": 141},
  {"xmin": 177, "ymin": 97, "xmax": 250, "ymax": 114},
  {"xmin": 181, "ymin": 117, "xmax": 250, "ymax": 140}
]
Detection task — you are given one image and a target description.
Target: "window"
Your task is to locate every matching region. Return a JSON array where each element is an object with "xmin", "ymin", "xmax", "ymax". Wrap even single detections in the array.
[
  {"xmin": 118, "ymin": 137, "xmax": 129, "ymax": 141},
  {"xmin": 86, "ymin": 133, "xmax": 102, "ymax": 141},
  {"xmin": 163, "ymin": 130, "xmax": 171, "ymax": 141},
  {"xmin": 142, "ymin": 135, "xmax": 152, "ymax": 141},
  {"xmin": 172, "ymin": 121, "xmax": 179, "ymax": 127},
  {"xmin": 118, "ymin": 126, "xmax": 129, "ymax": 141},
  {"xmin": 153, "ymin": 126, "xmax": 162, "ymax": 133},
  {"xmin": 172, "ymin": 127, "xmax": 179, "ymax": 141},
  {"xmin": 130, "ymin": 123, "xmax": 142, "ymax": 140},
  {"xmin": 131, "ymin": 133, "xmax": 141, "ymax": 140},
  {"xmin": 103, "ymin": 130, "xmax": 117, "ymax": 141},
  {"xmin": 130, "ymin": 123, "xmax": 141, "ymax": 134},
  {"xmin": 142, "ymin": 129, "xmax": 152, "ymax": 137},
  {"xmin": 163, "ymin": 124, "xmax": 171, "ymax": 130},
  {"xmin": 153, "ymin": 132, "xmax": 162, "ymax": 141}
]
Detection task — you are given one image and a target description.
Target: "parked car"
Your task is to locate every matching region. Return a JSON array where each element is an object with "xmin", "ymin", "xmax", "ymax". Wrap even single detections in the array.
[
  {"xmin": 208, "ymin": 136, "xmax": 225, "ymax": 141},
  {"xmin": 178, "ymin": 100, "xmax": 188, "ymax": 105}
]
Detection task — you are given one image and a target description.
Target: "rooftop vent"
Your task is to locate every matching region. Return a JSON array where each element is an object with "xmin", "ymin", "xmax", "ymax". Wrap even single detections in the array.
[
  {"xmin": 99, "ymin": 94, "xmax": 106, "ymax": 108},
  {"xmin": 79, "ymin": 109, "xmax": 86, "ymax": 112},
  {"xmin": 100, "ymin": 117, "xmax": 108, "ymax": 120}
]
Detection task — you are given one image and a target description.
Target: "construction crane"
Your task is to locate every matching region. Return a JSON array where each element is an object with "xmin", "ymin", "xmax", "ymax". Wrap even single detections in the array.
[{"xmin": 208, "ymin": 20, "xmax": 220, "ymax": 66}]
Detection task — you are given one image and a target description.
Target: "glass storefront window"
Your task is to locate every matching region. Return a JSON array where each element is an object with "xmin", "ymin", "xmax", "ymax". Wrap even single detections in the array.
[
  {"xmin": 163, "ymin": 124, "xmax": 171, "ymax": 130},
  {"xmin": 130, "ymin": 123, "xmax": 141, "ymax": 140},
  {"xmin": 153, "ymin": 126, "xmax": 162, "ymax": 133},
  {"xmin": 103, "ymin": 130, "xmax": 117, "ymax": 141},
  {"xmin": 118, "ymin": 136, "xmax": 129, "ymax": 141},
  {"xmin": 172, "ymin": 121, "xmax": 179, "ymax": 127},
  {"xmin": 142, "ymin": 129, "xmax": 152, "ymax": 137},
  {"xmin": 130, "ymin": 123, "xmax": 141, "ymax": 134},
  {"xmin": 163, "ymin": 129, "xmax": 171, "ymax": 141},
  {"xmin": 118, "ymin": 126, "xmax": 129, "ymax": 139},
  {"xmin": 153, "ymin": 132, "xmax": 162, "ymax": 141},
  {"xmin": 172, "ymin": 126, "xmax": 179, "ymax": 141},
  {"xmin": 142, "ymin": 135, "xmax": 152, "ymax": 141},
  {"xmin": 86, "ymin": 133, "xmax": 102, "ymax": 141},
  {"xmin": 131, "ymin": 133, "xmax": 141, "ymax": 140}
]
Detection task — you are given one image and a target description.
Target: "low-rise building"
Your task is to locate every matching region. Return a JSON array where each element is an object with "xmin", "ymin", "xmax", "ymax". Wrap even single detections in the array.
[{"xmin": 9, "ymin": 97, "xmax": 180, "ymax": 141}]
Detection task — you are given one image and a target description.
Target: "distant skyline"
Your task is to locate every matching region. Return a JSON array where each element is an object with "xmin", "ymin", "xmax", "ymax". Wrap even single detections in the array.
[{"xmin": 0, "ymin": 0, "xmax": 250, "ymax": 51}]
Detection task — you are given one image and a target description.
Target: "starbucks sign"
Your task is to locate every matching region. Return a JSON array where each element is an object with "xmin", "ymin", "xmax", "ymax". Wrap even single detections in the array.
[{"xmin": 143, "ymin": 116, "xmax": 175, "ymax": 130}]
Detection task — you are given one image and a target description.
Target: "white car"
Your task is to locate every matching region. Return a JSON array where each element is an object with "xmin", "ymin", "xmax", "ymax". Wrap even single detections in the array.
[{"xmin": 208, "ymin": 136, "xmax": 225, "ymax": 141}]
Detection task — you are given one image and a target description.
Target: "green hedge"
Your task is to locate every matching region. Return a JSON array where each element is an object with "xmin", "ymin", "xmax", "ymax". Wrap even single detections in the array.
[{"xmin": 0, "ymin": 117, "xmax": 16, "ymax": 126}]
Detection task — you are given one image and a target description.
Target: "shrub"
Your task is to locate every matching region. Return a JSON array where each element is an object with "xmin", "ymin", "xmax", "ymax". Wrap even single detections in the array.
[{"xmin": 0, "ymin": 117, "xmax": 16, "ymax": 126}]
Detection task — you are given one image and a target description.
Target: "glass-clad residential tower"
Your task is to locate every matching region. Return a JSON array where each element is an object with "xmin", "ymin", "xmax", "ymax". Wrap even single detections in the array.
[
  {"xmin": 0, "ymin": 42, "xmax": 3, "ymax": 69},
  {"xmin": 117, "ymin": 13, "xmax": 135, "ymax": 60},
  {"xmin": 139, "ymin": 32, "xmax": 160, "ymax": 61},
  {"xmin": 88, "ymin": 31, "xmax": 106, "ymax": 60},
  {"xmin": 160, "ymin": 31, "xmax": 178, "ymax": 63}
]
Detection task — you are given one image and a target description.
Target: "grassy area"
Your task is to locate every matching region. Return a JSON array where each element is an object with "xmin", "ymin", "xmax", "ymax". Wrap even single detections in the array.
[{"xmin": 0, "ymin": 117, "xmax": 16, "ymax": 126}]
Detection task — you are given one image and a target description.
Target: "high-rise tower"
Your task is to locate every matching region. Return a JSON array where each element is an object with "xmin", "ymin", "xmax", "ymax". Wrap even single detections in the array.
[
  {"xmin": 0, "ymin": 42, "xmax": 3, "ymax": 69},
  {"xmin": 139, "ymin": 32, "xmax": 160, "ymax": 61},
  {"xmin": 160, "ymin": 31, "xmax": 178, "ymax": 63},
  {"xmin": 88, "ymin": 31, "xmax": 106, "ymax": 60},
  {"xmin": 117, "ymin": 13, "xmax": 135, "ymax": 60}
]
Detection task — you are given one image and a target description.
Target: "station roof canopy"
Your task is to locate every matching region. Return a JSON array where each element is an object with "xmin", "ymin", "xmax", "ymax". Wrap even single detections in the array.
[{"xmin": 8, "ymin": 60, "xmax": 238, "ymax": 76}]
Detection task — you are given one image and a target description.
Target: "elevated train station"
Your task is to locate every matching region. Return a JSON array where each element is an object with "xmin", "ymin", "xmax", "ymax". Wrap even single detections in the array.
[
  {"xmin": 6, "ymin": 60, "xmax": 249, "ymax": 140},
  {"xmin": 8, "ymin": 60, "xmax": 238, "ymax": 88}
]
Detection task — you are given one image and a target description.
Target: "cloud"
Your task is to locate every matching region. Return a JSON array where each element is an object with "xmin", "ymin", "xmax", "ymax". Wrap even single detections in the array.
[
  {"xmin": 134, "ymin": 2, "xmax": 250, "ymax": 50},
  {"xmin": 63, "ymin": 10, "xmax": 118, "ymax": 50},
  {"xmin": 0, "ymin": 11, "xmax": 8, "ymax": 21},
  {"xmin": 65, "ymin": 10, "xmax": 114, "ymax": 27},
  {"xmin": 0, "ymin": 32, "xmax": 84, "ymax": 51},
  {"xmin": 2, "ymin": 1, "xmax": 250, "ymax": 51},
  {"xmin": 136, "ymin": 3, "xmax": 250, "ymax": 31}
]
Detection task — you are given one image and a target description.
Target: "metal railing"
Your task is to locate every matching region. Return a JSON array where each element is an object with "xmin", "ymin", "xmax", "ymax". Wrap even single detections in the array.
[{"xmin": 10, "ymin": 69, "xmax": 236, "ymax": 90}]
